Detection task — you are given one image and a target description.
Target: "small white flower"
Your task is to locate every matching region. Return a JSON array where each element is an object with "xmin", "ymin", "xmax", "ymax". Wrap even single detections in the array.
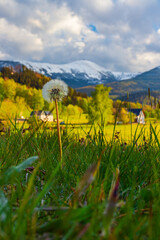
[{"xmin": 42, "ymin": 79, "xmax": 68, "ymax": 102}]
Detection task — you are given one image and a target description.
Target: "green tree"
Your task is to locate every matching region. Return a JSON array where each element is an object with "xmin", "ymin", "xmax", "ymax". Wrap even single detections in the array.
[
  {"xmin": 119, "ymin": 108, "xmax": 130, "ymax": 124},
  {"xmin": 88, "ymin": 84, "xmax": 113, "ymax": 124},
  {"xmin": 27, "ymin": 89, "xmax": 44, "ymax": 110},
  {"xmin": 0, "ymin": 99, "xmax": 18, "ymax": 119},
  {"xmin": 15, "ymin": 97, "xmax": 31, "ymax": 117},
  {"xmin": 3, "ymin": 79, "xmax": 17, "ymax": 100},
  {"xmin": 0, "ymin": 77, "xmax": 5, "ymax": 103},
  {"xmin": 66, "ymin": 104, "xmax": 83, "ymax": 116}
]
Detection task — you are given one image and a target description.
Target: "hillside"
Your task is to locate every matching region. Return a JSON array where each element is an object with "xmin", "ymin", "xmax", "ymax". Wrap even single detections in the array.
[
  {"xmin": 76, "ymin": 66, "xmax": 160, "ymax": 100},
  {"xmin": 117, "ymin": 91, "xmax": 160, "ymax": 104},
  {"xmin": 1, "ymin": 60, "xmax": 160, "ymax": 102},
  {"xmin": 0, "ymin": 60, "xmax": 139, "ymax": 88},
  {"xmin": 106, "ymin": 67, "xmax": 160, "ymax": 96},
  {"xmin": 0, "ymin": 65, "xmax": 50, "ymax": 89}
]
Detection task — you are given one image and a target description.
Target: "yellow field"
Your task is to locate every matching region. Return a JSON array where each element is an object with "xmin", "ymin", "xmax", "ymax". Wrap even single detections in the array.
[
  {"xmin": 4, "ymin": 114, "xmax": 160, "ymax": 143},
  {"xmin": 62, "ymin": 121, "xmax": 160, "ymax": 143},
  {"xmin": 60, "ymin": 115, "xmax": 160, "ymax": 142}
]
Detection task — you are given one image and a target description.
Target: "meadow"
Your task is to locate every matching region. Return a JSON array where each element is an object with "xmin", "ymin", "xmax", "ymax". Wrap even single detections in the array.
[{"xmin": 1, "ymin": 119, "xmax": 160, "ymax": 239}]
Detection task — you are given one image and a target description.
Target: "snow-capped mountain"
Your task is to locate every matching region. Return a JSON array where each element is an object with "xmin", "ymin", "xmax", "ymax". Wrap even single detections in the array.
[
  {"xmin": 0, "ymin": 59, "xmax": 140, "ymax": 88},
  {"xmin": 113, "ymin": 71, "xmax": 140, "ymax": 80}
]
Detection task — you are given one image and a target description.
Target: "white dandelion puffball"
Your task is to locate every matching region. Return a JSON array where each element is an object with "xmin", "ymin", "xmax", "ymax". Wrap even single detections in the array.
[{"xmin": 42, "ymin": 79, "xmax": 68, "ymax": 102}]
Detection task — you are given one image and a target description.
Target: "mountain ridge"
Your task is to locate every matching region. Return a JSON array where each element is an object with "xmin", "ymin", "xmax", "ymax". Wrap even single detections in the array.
[
  {"xmin": 76, "ymin": 66, "xmax": 160, "ymax": 99},
  {"xmin": 0, "ymin": 59, "xmax": 139, "ymax": 88},
  {"xmin": 1, "ymin": 59, "xmax": 160, "ymax": 100}
]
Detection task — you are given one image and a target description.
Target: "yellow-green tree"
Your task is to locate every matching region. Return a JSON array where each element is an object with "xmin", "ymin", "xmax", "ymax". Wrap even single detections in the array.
[
  {"xmin": 66, "ymin": 104, "xmax": 83, "ymax": 116},
  {"xmin": 88, "ymin": 84, "xmax": 113, "ymax": 124},
  {"xmin": 25, "ymin": 89, "xmax": 44, "ymax": 110},
  {"xmin": 15, "ymin": 97, "xmax": 31, "ymax": 117},
  {"xmin": 3, "ymin": 79, "xmax": 17, "ymax": 100},
  {"xmin": 29, "ymin": 89, "xmax": 44, "ymax": 110},
  {"xmin": 0, "ymin": 77, "xmax": 4, "ymax": 102},
  {"xmin": 119, "ymin": 108, "xmax": 130, "ymax": 124}
]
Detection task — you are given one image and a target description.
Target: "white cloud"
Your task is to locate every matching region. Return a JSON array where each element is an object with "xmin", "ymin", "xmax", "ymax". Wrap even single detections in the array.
[
  {"xmin": 132, "ymin": 52, "xmax": 160, "ymax": 71},
  {"xmin": 118, "ymin": 0, "xmax": 155, "ymax": 7},
  {"xmin": 28, "ymin": 18, "xmax": 43, "ymax": 29},
  {"xmin": 0, "ymin": 18, "xmax": 43, "ymax": 57},
  {"xmin": 74, "ymin": 41, "xmax": 85, "ymax": 53},
  {"xmin": 27, "ymin": 3, "xmax": 84, "ymax": 36},
  {"xmin": 0, "ymin": 0, "xmax": 160, "ymax": 71},
  {"xmin": 90, "ymin": 0, "xmax": 114, "ymax": 12},
  {"xmin": 0, "ymin": 0, "xmax": 18, "ymax": 17},
  {"xmin": 0, "ymin": 50, "xmax": 10, "ymax": 59},
  {"xmin": 26, "ymin": 2, "xmax": 104, "ymax": 58}
]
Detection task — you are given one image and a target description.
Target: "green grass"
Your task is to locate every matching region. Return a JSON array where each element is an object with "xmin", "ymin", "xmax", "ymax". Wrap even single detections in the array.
[
  {"xmin": 1, "ymin": 121, "xmax": 160, "ymax": 239},
  {"xmin": 13, "ymin": 116, "xmax": 160, "ymax": 143}
]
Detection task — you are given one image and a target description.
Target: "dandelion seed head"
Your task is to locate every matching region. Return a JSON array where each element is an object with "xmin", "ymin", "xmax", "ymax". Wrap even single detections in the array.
[{"xmin": 42, "ymin": 79, "xmax": 68, "ymax": 102}]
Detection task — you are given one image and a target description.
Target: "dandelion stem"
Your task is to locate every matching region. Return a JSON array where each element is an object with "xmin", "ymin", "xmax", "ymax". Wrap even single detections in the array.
[{"xmin": 55, "ymin": 99, "xmax": 62, "ymax": 162}]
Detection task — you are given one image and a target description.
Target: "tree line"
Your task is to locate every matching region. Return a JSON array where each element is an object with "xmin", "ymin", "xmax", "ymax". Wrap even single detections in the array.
[{"xmin": 0, "ymin": 66, "xmax": 158, "ymax": 123}]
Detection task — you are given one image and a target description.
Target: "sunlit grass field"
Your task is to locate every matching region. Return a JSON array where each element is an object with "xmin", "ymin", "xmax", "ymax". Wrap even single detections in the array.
[
  {"xmin": 70, "ymin": 121, "xmax": 160, "ymax": 142},
  {"xmin": 0, "ymin": 116, "xmax": 160, "ymax": 239},
  {"xmin": 11, "ymin": 114, "xmax": 160, "ymax": 143}
]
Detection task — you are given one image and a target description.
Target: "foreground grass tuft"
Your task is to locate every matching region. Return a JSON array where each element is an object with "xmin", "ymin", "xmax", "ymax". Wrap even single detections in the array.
[{"xmin": 0, "ymin": 123, "xmax": 160, "ymax": 239}]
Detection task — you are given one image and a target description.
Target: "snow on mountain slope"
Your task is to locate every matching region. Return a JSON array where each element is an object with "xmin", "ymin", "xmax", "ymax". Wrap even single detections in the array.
[
  {"xmin": 20, "ymin": 60, "xmax": 139, "ymax": 81},
  {"xmin": 113, "ymin": 71, "xmax": 140, "ymax": 80},
  {"xmin": 20, "ymin": 60, "xmax": 113, "ymax": 79},
  {"xmin": 0, "ymin": 59, "xmax": 140, "ymax": 88}
]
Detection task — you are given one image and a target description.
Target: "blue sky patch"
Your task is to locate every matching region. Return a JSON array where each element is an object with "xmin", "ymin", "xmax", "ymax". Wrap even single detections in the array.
[{"xmin": 88, "ymin": 24, "xmax": 98, "ymax": 33}]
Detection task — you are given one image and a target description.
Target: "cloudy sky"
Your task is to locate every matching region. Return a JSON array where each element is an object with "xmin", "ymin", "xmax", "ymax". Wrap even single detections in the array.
[{"xmin": 0, "ymin": 0, "xmax": 160, "ymax": 72}]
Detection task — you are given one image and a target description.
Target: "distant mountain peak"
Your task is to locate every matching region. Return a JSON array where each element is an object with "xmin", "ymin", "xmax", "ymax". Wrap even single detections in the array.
[{"xmin": 0, "ymin": 59, "xmax": 140, "ymax": 88}]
